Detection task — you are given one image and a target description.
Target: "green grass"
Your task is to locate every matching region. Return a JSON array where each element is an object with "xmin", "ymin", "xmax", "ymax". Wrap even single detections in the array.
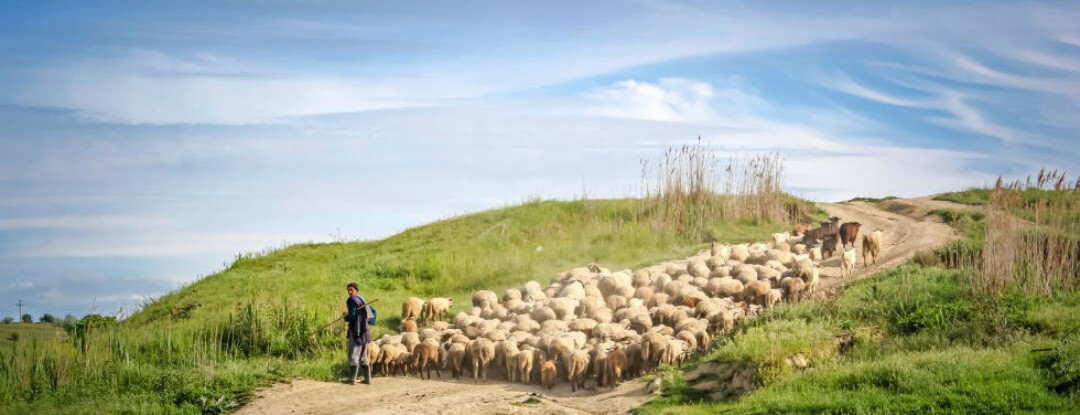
[
  {"xmin": 934, "ymin": 189, "xmax": 991, "ymax": 205},
  {"xmin": 0, "ymin": 323, "xmax": 66, "ymax": 346},
  {"xmin": 0, "ymin": 196, "xmax": 815, "ymax": 414},
  {"xmin": 846, "ymin": 196, "xmax": 899, "ymax": 203}
]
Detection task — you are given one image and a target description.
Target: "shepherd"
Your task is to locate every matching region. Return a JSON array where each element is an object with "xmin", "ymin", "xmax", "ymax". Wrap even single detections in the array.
[{"xmin": 342, "ymin": 282, "xmax": 373, "ymax": 385}]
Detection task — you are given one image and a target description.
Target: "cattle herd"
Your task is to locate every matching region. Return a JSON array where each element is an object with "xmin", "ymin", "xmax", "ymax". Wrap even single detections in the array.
[{"xmin": 366, "ymin": 217, "xmax": 884, "ymax": 391}]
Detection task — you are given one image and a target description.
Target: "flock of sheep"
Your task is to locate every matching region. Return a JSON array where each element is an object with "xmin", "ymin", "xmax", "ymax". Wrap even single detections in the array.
[{"xmin": 365, "ymin": 217, "xmax": 885, "ymax": 392}]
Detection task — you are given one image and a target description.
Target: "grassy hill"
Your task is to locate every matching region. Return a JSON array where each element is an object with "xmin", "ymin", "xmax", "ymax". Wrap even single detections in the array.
[{"xmin": 0, "ymin": 195, "xmax": 817, "ymax": 414}]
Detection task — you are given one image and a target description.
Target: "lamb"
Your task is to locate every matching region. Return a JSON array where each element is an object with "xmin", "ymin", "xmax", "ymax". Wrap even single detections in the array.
[
  {"xmin": 515, "ymin": 349, "xmax": 535, "ymax": 384},
  {"xmin": 468, "ymin": 338, "xmax": 496, "ymax": 383},
  {"xmin": 422, "ymin": 297, "xmax": 453, "ymax": 322},
  {"xmin": 567, "ymin": 350, "xmax": 591, "ymax": 392},
  {"xmin": 540, "ymin": 355, "xmax": 557, "ymax": 390},
  {"xmin": 862, "ymin": 229, "xmax": 883, "ymax": 266},
  {"xmin": 782, "ymin": 277, "xmax": 806, "ymax": 303},
  {"xmin": 766, "ymin": 289, "xmax": 783, "ymax": 309},
  {"xmin": 842, "ymin": 247, "xmax": 856, "ymax": 278},
  {"xmin": 502, "ymin": 288, "xmax": 522, "ymax": 303},
  {"xmin": 662, "ymin": 338, "xmax": 687, "ymax": 367},
  {"xmin": 821, "ymin": 234, "xmax": 838, "ymax": 258},
  {"xmin": 402, "ymin": 297, "xmax": 425, "ymax": 321},
  {"xmin": 393, "ymin": 351, "xmax": 414, "ymax": 376}
]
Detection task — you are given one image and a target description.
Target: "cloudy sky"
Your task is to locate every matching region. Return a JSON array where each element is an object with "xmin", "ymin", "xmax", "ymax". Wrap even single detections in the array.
[{"xmin": 1, "ymin": 1, "xmax": 1077, "ymax": 319}]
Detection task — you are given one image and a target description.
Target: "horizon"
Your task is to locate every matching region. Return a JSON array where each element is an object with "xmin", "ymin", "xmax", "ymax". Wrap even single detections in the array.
[{"xmin": 1, "ymin": 0, "xmax": 1078, "ymax": 319}]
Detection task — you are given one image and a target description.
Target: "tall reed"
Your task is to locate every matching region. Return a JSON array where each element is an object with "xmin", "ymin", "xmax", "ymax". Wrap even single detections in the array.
[
  {"xmin": 640, "ymin": 138, "xmax": 808, "ymax": 240},
  {"xmin": 977, "ymin": 173, "xmax": 1080, "ymax": 299}
]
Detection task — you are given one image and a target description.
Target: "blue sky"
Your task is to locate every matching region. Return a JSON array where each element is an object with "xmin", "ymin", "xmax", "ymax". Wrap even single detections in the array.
[{"xmin": 1, "ymin": 1, "xmax": 1077, "ymax": 319}]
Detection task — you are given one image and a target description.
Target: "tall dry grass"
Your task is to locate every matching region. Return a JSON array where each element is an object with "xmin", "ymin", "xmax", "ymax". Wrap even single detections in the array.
[
  {"xmin": 975, "ymin": 170, "xmax": 1080, "ymax": 299},
  {"xmin": 640, "ymin": 138, "xmax": 808, "ymax": 240}
]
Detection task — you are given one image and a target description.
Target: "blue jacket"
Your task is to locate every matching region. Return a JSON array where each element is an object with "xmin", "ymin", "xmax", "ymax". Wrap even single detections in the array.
[{"xmin": 344, "ymin": 295, "xmax": 370, "ymax": 343}]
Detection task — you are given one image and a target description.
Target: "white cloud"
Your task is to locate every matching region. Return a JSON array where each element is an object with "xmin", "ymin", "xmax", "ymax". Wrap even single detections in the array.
[
  {"xmin": 585, "ymin": 78, "xmax": 720, "ymax": 122},
  {"xmin": 0, "ymin": 215, "xmax": 177, "ymax": 231},
  {"xmin": 6, "ymin": 231, "xmax": 324, "ymax": 258}
]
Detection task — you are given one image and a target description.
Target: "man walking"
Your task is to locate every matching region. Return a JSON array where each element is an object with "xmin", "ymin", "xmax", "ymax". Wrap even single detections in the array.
[{"xmin": 342, "ymin": 282, "xmax": 371, "ymax": 385}]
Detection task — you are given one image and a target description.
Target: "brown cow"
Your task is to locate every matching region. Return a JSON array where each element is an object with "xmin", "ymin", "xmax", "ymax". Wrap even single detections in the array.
[{"xmin": 839, "ymin": 222, "xmax": 862, "ymax": 249}]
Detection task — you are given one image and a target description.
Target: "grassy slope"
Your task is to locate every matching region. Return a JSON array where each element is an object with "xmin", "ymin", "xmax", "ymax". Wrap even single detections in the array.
[
  {"xmin": 1, "ymin": 196, "xmax": 817, "ymax": 414},
  {"xmin": 130, "ymin": 198, "xmax": 801, "ymax": 336},
  {"xmin": 639, "ymin": 191, "xmax": 1080, "ymax": 414}
]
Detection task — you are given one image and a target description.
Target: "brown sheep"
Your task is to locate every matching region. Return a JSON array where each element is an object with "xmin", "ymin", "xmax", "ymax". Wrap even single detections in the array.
[
  {"xmin": 782, "ymin": 277, "xmax": 806, "ymax": 303},
  {"xmin": 402, "ymin": 297, "xmax": 424, "ymax": 321},
  {"xmin": 839, "ymin": 222, "xmax": 862, "ymax": 249},
  {"xmin": 624, "ymin": 342, "xmax": 643, "ymax": 379},
  {"xmin": 862, "ymin": 229, "xmax": 883, "ymax": 266},
  {"xmin": 400, "ymin": 317, "xmax": 418, "ymax": 333},
  {"xmin": 540, "ymin": 355, "xmax": 557, "ymax": 390},
  {"xmin": 792, "ymin": 223, "xmax": 813, "ymax": 236},
  {"xmin": 744, "ymin": 280, "xmax": 771, "ymax": 306},
  {"xmin": 411, "ymin": 340, "xmax": 441, "ymax": 380},
  {"xmin": 606, "ymin": 345, "xmax": 628, "ymax": 387}
]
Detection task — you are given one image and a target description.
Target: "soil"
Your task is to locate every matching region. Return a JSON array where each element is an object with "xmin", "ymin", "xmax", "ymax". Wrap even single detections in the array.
[{"xmin": 235, "ymin": 195, "xmax": 970, "ymax": 415}]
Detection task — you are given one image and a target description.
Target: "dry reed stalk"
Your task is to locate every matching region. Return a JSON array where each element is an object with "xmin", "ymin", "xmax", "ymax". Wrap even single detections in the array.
[
  {"xmin": 977, "ymin": 173, "xmax": 1080, "ymax": 299},
  {"xmin": 639, "ymin": 138, "xmax": 806, "ymax": 240}
]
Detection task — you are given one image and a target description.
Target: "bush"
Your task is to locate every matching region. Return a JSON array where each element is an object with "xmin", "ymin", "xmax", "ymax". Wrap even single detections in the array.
[
  {"xmin": 1, "ymin": 317, "xmax": 13, "ymax": 324},
  {"xmin": 20, "ymin": 314, "xmax": 31, "ymax": 324}
]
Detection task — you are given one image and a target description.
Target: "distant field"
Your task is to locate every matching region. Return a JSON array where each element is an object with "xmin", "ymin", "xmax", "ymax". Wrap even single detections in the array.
[{"xmin": 0, "ymin": 323, "xmax": 66, "ymax": 346}]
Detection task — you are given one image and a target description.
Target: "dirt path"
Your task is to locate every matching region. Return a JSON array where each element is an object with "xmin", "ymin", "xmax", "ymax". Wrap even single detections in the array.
[
  {"xmin": 814, "ymin": 196, "xmax": 966, "ymax": 290},
  {"xmin": 237, "ymin": 196, "xmax": 969, "ymax": 415}
]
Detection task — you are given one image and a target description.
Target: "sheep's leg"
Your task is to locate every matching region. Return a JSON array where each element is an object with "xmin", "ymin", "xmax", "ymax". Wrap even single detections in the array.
[{"xmin": 473, "ymin": 360, "xmax": 480, "ymax": 383}]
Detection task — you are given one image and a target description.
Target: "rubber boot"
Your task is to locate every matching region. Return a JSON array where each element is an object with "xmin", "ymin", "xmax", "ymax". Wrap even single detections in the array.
[
  {"xmin": 341, "ymin": 365, "xmax": 358, "ymax": 385},
  {"xmin": 361, "ymin": 364, "xmax": 372, "ymax": 384}
]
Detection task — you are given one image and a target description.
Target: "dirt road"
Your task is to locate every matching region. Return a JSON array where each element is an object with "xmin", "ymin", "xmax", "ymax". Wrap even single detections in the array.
[{"xmin": 237, "ymin": 196, "xmax": 968, "ymax": 415}]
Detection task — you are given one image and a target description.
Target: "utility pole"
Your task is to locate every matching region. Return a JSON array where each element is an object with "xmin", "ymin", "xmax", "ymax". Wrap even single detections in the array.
[{"xmin": 17, "ymin": 299, "xmax": 23, "ymax": 320}]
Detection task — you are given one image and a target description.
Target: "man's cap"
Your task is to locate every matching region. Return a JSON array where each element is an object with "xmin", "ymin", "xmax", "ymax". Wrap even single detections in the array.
[{"xmin": 347, "ymin": 282, "xmax": 359, "ymax": 291}]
